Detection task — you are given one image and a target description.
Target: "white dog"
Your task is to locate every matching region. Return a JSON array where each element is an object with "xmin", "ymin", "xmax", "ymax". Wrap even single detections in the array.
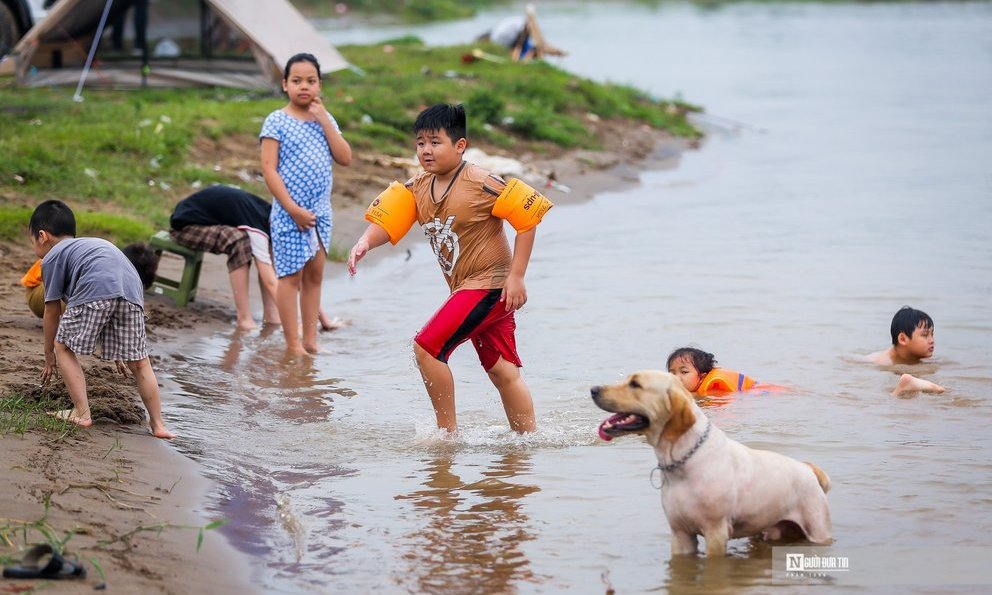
[{"xmin": 592, "ymin": 370, "xmax": 832, "ymax": 556}]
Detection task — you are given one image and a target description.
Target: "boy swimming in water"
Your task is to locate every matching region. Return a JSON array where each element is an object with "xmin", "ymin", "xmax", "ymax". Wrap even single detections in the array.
[{"xmin": 867, "ymin": 306, "xmax": 945, "ymax": 396}]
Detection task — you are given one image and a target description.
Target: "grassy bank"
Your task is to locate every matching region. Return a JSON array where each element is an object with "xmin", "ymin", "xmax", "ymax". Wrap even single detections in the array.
[
  {"xmin": 150, "ymin": 0, "xmax": 512, "ymax": 24},
  {"xmin": 0, "ymin": 393, "xmax": 77, "ymax": 439},
  {"xmin": 294, "ymin": 0, "xmax": 509, "ymax": 22},
  {"xmin": 0, "ymin": 39, "xmax": 698, "ymax": 245}
]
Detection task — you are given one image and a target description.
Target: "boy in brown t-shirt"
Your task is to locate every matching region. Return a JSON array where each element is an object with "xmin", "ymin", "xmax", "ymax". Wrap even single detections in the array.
[{"xmin": 348, "ymin": 104, "xmax": 551, "ymax": 434}]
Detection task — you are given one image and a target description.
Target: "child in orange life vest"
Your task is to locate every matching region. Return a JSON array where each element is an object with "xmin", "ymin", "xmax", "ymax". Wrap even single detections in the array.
[
  {"xmin": 666, "ymin": 346, "xmax": 783, "ymax": 396},
  {"xmin": 21, "ymin": 259, "xmax": 46, "ymax": 318},
  {"xmin": 347, "ymin": 104, "xmax": 552, "ymax": 434}
]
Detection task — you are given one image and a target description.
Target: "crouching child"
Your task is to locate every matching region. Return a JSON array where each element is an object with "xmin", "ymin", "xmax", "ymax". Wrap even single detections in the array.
[{"xmin": 28, "ymin": 200, "xmax": 175, "ymax": 439}]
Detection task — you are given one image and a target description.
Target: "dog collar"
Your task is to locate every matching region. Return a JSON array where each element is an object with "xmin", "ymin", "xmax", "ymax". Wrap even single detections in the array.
[{"xmin": 656, "ymin": 421, "xmax": 711, "ymax": 474}]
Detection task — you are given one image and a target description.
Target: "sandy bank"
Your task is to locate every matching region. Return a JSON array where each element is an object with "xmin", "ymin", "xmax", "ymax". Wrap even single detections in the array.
[{"xmin": 0, "ymin": 426, "xmax": 258, "ymax": 594}]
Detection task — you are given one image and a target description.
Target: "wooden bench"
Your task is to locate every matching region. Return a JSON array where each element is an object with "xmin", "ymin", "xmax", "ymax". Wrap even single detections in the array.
[{"xmin": 148, "ymin": 230, "xmax": 203, "ymax": 307}]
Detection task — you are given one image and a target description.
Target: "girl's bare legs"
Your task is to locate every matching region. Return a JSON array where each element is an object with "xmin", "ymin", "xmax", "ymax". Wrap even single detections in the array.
[
  {"xmin": 277, "ymin": 270, "xmax": 305, "ymax": 355},
  {"xmin": 300, "ymin": 250, "xmax": 325, "ymax": 354},
  {"xmin": 229, "ymin": 265, "xmax": 256, "ymax": 330},
  {"xmin": 255, "ymin": 260, "xmax": 281, "ymax": 325}
]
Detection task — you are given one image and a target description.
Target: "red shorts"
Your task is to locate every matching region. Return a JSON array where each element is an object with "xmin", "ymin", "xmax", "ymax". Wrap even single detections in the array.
[{"xmin": 415, "ymin": 288, "xmax": 522, "ymax": 370}]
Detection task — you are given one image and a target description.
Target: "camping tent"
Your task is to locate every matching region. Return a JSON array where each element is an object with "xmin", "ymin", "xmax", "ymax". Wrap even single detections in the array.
[{"xmin": 10, "ymin": 0, "xmax": 348, "ymax": 89}]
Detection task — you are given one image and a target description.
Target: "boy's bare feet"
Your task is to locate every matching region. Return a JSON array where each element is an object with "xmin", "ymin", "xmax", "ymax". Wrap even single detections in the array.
[
  {"xmin": 46, "ymin": 408, "xmax": 92, "ymax": 428},
  {"xmin": 151, "ymin": 424, "xmax": 176, "ymax": 440},
  {"xmin": 319, "ymin": 314, "xmax": 345, "ymax": 332},
  {"xmin": 303, "ymin": 343, "xmax": 326, "ymax": 355},
  {"xmin": 236, "ymin": 316, "xmax": 258, "ymax": 331},
  {"xmin": 892, "ymin": 373, "xmax": 946, "ymax": 396}
]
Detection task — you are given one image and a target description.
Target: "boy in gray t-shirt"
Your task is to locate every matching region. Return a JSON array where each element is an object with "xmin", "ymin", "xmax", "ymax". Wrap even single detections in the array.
[{"xmin": 29, "ymin": 200, "xmax": 175, "ymax": 439}]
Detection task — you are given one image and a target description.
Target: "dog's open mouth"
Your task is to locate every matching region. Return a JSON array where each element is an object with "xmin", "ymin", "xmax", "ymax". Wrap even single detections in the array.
[{"xmin": 598, "ymin": 412, "xmax": 649, "ymax": 441}]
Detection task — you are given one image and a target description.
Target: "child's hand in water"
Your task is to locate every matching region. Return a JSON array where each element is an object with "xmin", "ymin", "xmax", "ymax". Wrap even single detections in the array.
[{"xmin": 290, "ymin": 206, "xmax": 317, "ymax": 231}]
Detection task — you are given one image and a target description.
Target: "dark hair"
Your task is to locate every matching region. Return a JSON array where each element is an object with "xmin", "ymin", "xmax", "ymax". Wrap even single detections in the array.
[
  {"xmin": 890, "ymin": 306, "xmax": 933, "ymax": 345},
  {"xmin": 666, "ymin": 347, "xmax": 717, "ymax": 376},
  {"xmin": 413, "ymin": 103, "xmax": 467, "ymax": 142},
  {"xmin": 122, "ymin": 243, "xmax": 160, "ymax": 290},
  {"xmin": 29, "ymin": 199, "xmax": 76, "ymax": 238},
  {"xmin": 283, "ymin": 53, "xmax": 321, "ymax": 80}
]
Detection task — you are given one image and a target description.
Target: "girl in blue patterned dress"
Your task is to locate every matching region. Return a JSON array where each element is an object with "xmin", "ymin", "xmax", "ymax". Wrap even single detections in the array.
[{"xmin": 260, "ymin": 53, "xmax": 352, "ymax": 355}]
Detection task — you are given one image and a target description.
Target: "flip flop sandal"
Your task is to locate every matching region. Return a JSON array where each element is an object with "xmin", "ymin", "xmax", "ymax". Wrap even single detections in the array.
[{"xmin": 2, "ymin": 543, "xmax": 86, "ymax": 580}]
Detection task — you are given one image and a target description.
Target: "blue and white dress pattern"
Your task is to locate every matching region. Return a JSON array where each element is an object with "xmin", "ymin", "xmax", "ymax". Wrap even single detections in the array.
[{"xmin": 259, "ymin": 110, "xmax": 338, "ymax": 277}]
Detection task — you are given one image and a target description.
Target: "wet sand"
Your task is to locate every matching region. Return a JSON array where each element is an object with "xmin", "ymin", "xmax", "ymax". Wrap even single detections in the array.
[{"xmin": 0, "ymin": 125, "xmax": 689, "ymax": 590}]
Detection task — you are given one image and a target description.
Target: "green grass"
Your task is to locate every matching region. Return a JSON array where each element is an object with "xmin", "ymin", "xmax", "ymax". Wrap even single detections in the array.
[
  {"xmin": 292, "ymin": 0, "xmax": 510, "ymax": 22},
  {"xmin": 0, "ymin": 40, "xmax": 698, "ymax": 244},
  {"xmin": 0, "ymin": 394, "xmax": 78, "ymax": 438},
  {"xmin": 331, "ymin": 39, "xmax": 699, "ymax": 150},
  {"xmin": 153, "ymin": 0, "xmax": 508, "ymax": 23},
  {"xmin": 0, "ymin": 87, "xmax": 275, "ymax": 232},
  {"xmin": 0, "ymin": 207, "xmax": 155, "ymax": 246}
]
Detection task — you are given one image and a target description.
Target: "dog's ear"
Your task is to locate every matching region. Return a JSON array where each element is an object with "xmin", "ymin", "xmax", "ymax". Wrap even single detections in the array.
[{"xmin": 662, "ymin": 382, "xmax": 696, "ymax": 442}]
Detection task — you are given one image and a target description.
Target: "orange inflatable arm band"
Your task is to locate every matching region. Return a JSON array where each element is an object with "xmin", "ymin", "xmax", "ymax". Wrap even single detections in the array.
[
  {"xmin": 698, "ymin": 368, "xmax": 758, "ymax": 396},
  {"xmin": 491, "ymin": 178, "xmax": 554, "ymax": 233},
  {"xmin": 365, "ymin": 182, "xmax": 417, "ymax": 245}
]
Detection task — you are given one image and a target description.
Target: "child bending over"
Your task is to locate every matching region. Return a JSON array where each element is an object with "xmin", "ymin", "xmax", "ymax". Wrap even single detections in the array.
[{"xmin": 29, "ymin": 200, "xmax": 174, "ymax": 439}]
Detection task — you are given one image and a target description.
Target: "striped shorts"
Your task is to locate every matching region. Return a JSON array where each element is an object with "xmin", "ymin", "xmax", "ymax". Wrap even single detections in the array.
[
  {"xmin": 170, "ymin": 225, "xmax": 252, "ymax": 272},
  {"xmin": 415, "ymin": 288, "xmax": 522, "ymax": 371},
  {"xmin": 57, "ymin": 298, "xmax": 148, "ymax": 361}
]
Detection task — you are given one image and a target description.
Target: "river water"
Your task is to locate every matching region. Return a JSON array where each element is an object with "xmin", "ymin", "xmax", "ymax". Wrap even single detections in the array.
[{"xmin": 159, "ymin": 2, "xmax": 992, "ymax": 593}]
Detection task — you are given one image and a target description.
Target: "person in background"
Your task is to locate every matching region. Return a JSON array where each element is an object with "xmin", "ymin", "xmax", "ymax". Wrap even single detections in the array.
[
  {"xmin": 169, "ymin": 184, "xmax": 340, "ymax": 331},
  {"xmin": 110, "ymin": 0, "xmax": 149, "ymax": 56},
  {"xmin": 170, "ymin": 185, "xmax": 280, "ymax": 331}
]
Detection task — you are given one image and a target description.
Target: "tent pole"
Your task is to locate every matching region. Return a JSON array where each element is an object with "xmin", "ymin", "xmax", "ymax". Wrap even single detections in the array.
[{"xmin": 73, "ymin": 0, "xmax": 116, "ymax": 102}]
